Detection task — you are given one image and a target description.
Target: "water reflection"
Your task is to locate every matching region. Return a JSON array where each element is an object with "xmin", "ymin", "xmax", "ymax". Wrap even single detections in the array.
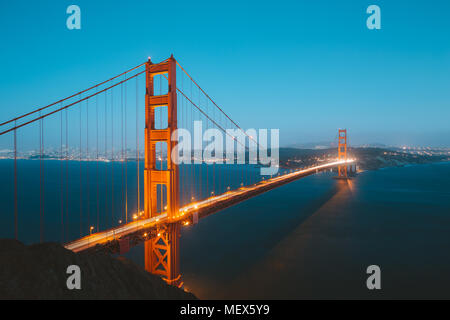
[{"xmin": 179, "ymin": 163, "xmax": 450, "ymax": 299}]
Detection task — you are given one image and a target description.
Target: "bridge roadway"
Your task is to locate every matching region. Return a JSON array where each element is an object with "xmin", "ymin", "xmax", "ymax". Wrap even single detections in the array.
[{"xmin": 65, "ymin": 159, "xmax": 355, "ymax": 253}]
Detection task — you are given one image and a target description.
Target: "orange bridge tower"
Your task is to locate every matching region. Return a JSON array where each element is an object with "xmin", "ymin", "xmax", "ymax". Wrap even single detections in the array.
[
  {"xmin": 338, "ymin": 129, "xmax": 348, "ymax": 178},
  {"xmin": 144, "ymin": 56, "xmax": 181, "ymax": 287}
]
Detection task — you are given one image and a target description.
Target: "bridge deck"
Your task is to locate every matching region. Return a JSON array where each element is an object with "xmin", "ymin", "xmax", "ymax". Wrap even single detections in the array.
[{"xmin": 65, "ymin": 160, "xmax": 355, "ymax": 252}]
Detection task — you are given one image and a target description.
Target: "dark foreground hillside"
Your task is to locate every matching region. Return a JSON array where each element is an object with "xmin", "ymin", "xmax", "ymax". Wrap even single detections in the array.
[{"xmin": 0, "ymin": 239, "xmax": 196, "ymax": 300}]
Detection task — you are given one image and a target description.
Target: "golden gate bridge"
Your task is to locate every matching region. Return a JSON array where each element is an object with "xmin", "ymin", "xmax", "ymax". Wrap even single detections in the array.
[{"xmin": 0, "ymin": 55, "xmax": 355, "ymax": 288}]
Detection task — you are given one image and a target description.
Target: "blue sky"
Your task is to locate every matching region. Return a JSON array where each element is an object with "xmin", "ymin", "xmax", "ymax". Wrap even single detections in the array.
[{"xmin": 0, "ymin": 0, "xmax": 449, "ymax": 147}]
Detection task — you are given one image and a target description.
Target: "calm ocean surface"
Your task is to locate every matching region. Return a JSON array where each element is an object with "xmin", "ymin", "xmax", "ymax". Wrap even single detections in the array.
[{"xmin": 1, "ymin": 160, "xmax": 449, "ymax": 298}]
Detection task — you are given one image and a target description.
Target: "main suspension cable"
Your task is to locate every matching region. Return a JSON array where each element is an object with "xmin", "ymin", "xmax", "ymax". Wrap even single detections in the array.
[
  {"xmin": 0, "ymin": 69, "xmax": 146, "ymax": 136},
  {"xmin": 175, "ymin": 60, "xmax": 260, "ymax": 149},
  {"xmin": 0, "ymin": 62, "xmax": 146, "ymax": 128}
]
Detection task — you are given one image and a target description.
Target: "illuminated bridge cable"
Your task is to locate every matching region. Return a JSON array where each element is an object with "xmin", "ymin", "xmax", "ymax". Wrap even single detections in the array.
[
  {"xmin": 0, "ymin": 70, "xmax": 146, "ymax": 136},
  {"xmin": 14, "ymin": 121, "xmax": 17, "ymax": 240},
  {"xmin": 206, "ymin": 97, "xmax": 209, "ymax": 200},
  {"xmin": 0, "ymin": 62, "xmax": 146, "ymax": 128},
  {"xmin": 136, "ymin": 76, "xmax": 140, "ymax": 218},
  {"xmin": 65, "ymin": 109, "xmax": 69, "ymax": 241},
  {"xmin": 160, "ymin": 75, "xmax": 163, "ymax": 214},
  {"xmin": 175, "ymin": 60, "xmax": 260, "ymax": 149},
  {"xmin": 111, "ymin": 86, "xmax": 114, "ymax": 228},
  {"xmin": 192, "ymin": 102, "xmax": 195, "ymax": 200},
  {"xmin": 105, "ymin": 90, "xmax": 109, "ymax": 229},
  {"xmin": 124, "ymin": 74, "xmax": 128, "ymax": 224},
  {"xmin": 60, "ymin": 104, "xmax": 64, "ymax": 242},
  {"xmin": 162, "ymin": 73, "xmax": 249, "ymax": 152},
  {"xmin": 96, "ymin": 89, "xmax": 100, "ymax": 232},
  {"xmin": 39, "ymin": 112, "xmax": 44, "ymax": 243},
  {"xmin": 86, "ymin": 98, "xmax": 90, "ymax": 233},
  {"xmin": 181, "ymin": 83, "xmax": 184, "ymax": 203},
  {"xmin": 121, "ymin": 78, "xmax": 124, "ymax": 223},
  {"xmin": 198, "ymin": 87, "xmax": 202, "ymax": 199},
  {"xmin": 79, "ymin": 96, "xmax": 82, "ymax": 237},
  {"xmin": 174, "ymin": 84, "xmax": 248, "ymax": 151}
]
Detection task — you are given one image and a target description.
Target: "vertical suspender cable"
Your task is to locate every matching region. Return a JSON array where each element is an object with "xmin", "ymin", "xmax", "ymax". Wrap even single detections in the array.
[
  {"xmin": 136, "ymin": 76, "xmax": 140, "ymax": 216},
  {"xmin": 111, "ymin": 87, "xmax": 114, "ymax": 227},
  {"xmin": 79, "ymin": 96, "xmax": 82, "ymax": 237},
  {"xmin": 198, "ymin": 87, "xmax": 202, "ymax": 199},
  {"xmin": 206, "ymin": 97, "xmax": 209, "ymax": 198},
  {"xmin": 180, "ymin": 72, "xmax": 183, "ymax": 206},
  {"xmin": 160, "ymin": 76, "xmax": 163, "ymax": 213},
  {"xmin": 39, "ymin": 114, "xmax": 42, "ymax": 242},
  {"xmin": 191, "ymin": 79, "xmax": 194, "ymax": 202},
  {"xmin": 86, "ymin": 99, "xmax": 90, "ymax": 230},
  {"xmin": 60, "ymin": 105, "xmax": 64, "ymax": 242},
  {"xmin": 105, "ymin": 90, "xmax": 109, "ymax": 229},
  {"xmin": 212, "ymin": 99, "xmax": 215, "ymax": 196},
  {"xmin": 65, "ymin": 109, "xmax": 69, "ymax": 240},
  {"xmin": 40, "ymin": 112, "xmax": 44, "ymax": 242},
  {"xmin": 124, "ymin": 73, "xmax": 128, "ymax": 223},
  {"xmin": 96, "ymin": 90, "xmax": 99, "ymax": 232},
  {"xmin": 121, "ymin": 79, "xmax": 124, "ymax": 222},
  {"xmin": 14, "ymin": 121, "xmax": 18, "ymax": 240}
]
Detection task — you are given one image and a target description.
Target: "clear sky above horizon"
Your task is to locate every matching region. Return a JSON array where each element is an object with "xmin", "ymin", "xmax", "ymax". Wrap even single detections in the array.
[{"xmin": 0, "ymin": 0, "xmax": 449, "ymax": 147}]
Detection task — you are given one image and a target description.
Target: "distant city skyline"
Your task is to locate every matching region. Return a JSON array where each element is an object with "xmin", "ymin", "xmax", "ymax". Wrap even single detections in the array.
[{"xmin": 0, "ymin": 0, "xmax": 449, "ymax": 147}]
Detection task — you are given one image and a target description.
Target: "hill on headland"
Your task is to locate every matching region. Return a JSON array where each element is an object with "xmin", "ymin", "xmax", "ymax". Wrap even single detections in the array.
[
  {"xmin": 0, "ymin": 239, "xmax": 196, "ymax": 300},
  {"xmin": 279, "ymin": 147, "xmax": 449, "ymax": 171}
]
